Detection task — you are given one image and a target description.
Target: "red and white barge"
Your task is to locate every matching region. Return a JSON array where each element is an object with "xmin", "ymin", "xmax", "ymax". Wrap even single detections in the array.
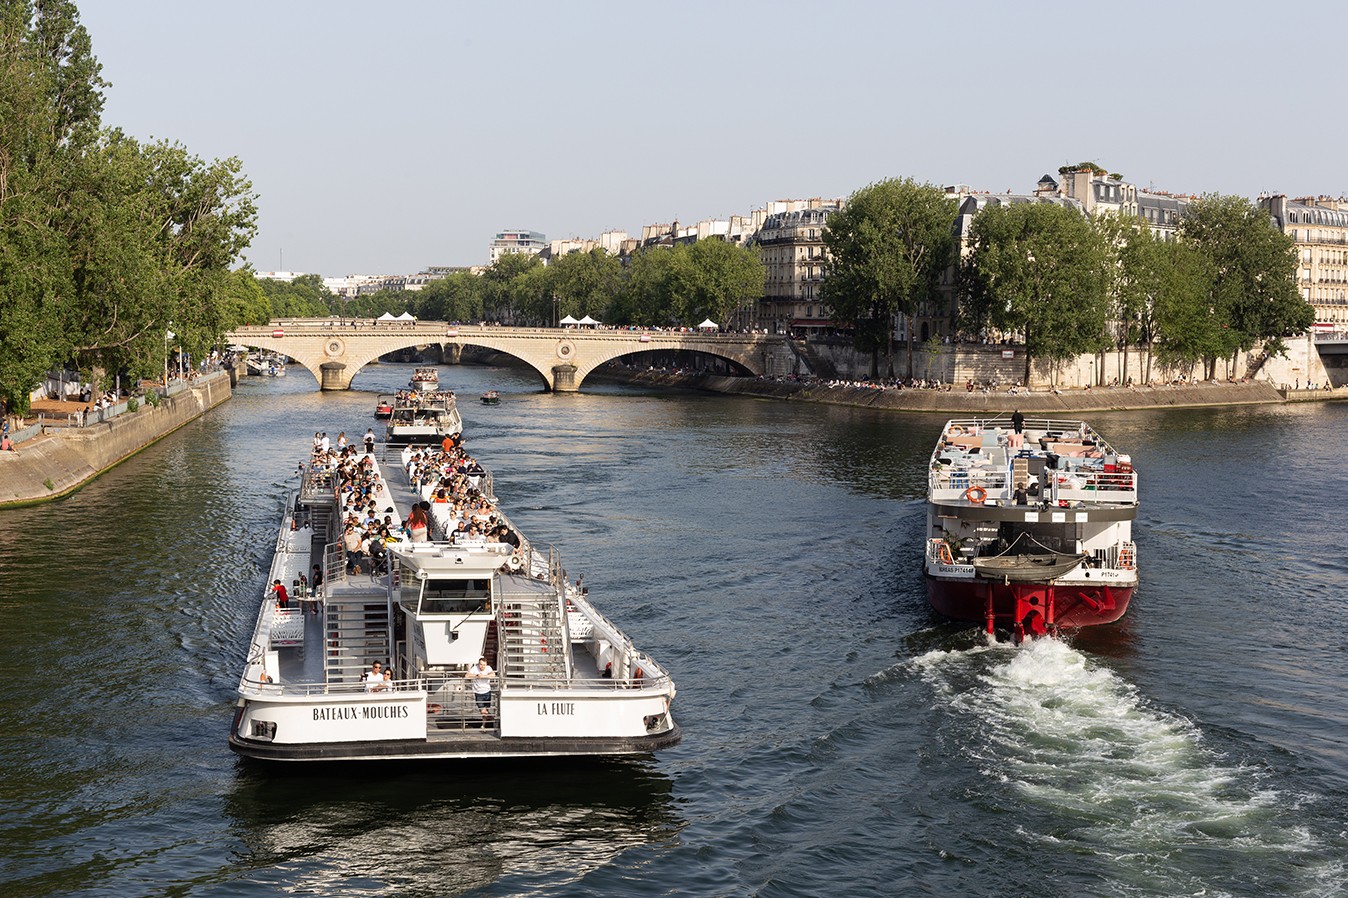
[{"xmin": 923, "ymin": 416, "xmax": 1138, "ymax": 639}]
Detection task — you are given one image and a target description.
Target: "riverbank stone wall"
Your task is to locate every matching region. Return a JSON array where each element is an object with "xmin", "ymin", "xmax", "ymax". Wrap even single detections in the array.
[{"xmin": 0, "ymin": 373, "xmax": 231, "ymax": 506}]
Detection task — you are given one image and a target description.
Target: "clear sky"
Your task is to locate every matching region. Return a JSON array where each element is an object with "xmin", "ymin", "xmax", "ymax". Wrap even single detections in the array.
[{"xmin": 77, "ymin": 0, "xmax": 1348, "ymax": 277}]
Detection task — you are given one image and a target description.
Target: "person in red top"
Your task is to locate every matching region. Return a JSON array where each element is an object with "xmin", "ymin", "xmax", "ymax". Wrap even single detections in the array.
[{"xmin": 270, "ymin": 579, "xmax": 289, "ymax": 608}]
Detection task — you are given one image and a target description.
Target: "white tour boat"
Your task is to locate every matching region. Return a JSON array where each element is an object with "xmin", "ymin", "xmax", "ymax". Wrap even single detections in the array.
[
  {"xmin": 409, "ymin": 366, "xmax": 439, "ymax": 391},
  {"xmin": 385, "ymin": 390, "xmax": 463, "ymax": 445},
  {"xmin": 228, "ymin": 433, "xmax": 680, "ymax": 761}
]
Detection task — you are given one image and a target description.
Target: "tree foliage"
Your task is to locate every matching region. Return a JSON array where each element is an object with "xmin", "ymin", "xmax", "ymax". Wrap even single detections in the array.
[
  {"xmin": 414, "ymin": 270, "xmax": 483, "ymax": 323},
  {"xmin": 821, "ymin": 178, "xmax": 956, "ymax": 375},
  {"xmin": 1177, "ymin": 194, "xmax": 1311, "ymax": 361},
  {"xmin": 0, "ymin": 0, "xmax": 257, "ymax": 410},
  {"xmin": 959, "ymin": 202, "xmax": 1112, "ymax": 381}
]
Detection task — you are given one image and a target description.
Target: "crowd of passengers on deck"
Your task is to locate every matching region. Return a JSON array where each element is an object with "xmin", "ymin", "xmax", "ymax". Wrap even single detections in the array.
[
  {"xmin": 402, "ymin": 436, "xmax": 522, "ymax": 551},
  {"xmin": 393, "ymin": 389, "xmax": 455, "ymax": 405}
]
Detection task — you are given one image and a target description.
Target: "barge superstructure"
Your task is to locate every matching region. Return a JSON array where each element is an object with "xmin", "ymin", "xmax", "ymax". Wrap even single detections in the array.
[{"xmin": 923, "ymin": 416, "xmax": 1138, "ymax": 639}]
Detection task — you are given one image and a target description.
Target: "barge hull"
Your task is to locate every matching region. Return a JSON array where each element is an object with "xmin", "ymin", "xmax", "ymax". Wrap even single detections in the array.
[{"xmin": 926, "ymin": 577, "xmax": 1134, "ymax": 629}]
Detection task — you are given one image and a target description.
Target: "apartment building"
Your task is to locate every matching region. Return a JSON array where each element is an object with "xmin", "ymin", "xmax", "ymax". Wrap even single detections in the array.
[
  {"xmin": 489, "ymin": 229, "xmax": 548, "ymax": 264},
  {"xmin": 754, "ymin": 200, "xmax": 842, "ymax": 335},
  {"xmin": 1261, "ymin": 194, "xmax": 1348, "ymax": 326}
]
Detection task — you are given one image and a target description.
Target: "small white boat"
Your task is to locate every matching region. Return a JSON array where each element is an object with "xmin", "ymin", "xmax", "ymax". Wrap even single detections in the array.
[{"xmin": 410, "ymin": 367, "xmax": 439, "ymax": 391}]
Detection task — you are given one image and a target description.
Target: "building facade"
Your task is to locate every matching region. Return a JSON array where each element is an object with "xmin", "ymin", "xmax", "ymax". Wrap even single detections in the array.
[
  {"xmin": 1261, "ymin": 194, "xmax": 1348, "ymax": 327},
  {"xmin": 753, "ymin": 201, "xmax": 841, "ymax": 335},
  {"xmin": 488, "ymin": 230, "xmax": 548, "ymax": 265}
]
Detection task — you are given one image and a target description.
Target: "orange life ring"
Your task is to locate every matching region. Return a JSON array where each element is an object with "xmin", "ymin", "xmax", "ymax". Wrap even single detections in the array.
[{"xmin": 964, "ymin": 486, "xmax": 987, "ymax": 504}]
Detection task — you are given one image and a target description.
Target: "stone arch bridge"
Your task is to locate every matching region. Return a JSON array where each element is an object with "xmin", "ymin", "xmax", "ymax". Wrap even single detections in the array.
[{"xmin": 226, "ymin": 320, "xmax": 797, "ymax": 391}]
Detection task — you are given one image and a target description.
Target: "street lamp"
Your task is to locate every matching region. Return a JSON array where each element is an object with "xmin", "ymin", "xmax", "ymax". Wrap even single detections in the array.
[{"xmin": 165, "ymin": 326, "xmax": 175, "ymax": 387}]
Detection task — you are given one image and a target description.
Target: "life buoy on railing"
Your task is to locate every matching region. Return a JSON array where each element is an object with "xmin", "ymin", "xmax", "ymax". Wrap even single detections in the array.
[
  {"xmin": 948, "ymin": 425, "xmax": 965, "ymax": 436},
  {"xmin": 426, "ymin": 703, "xmax": 442, "ymax": 715},
  {"xmin": 937, "ymin": 542, "xmax": 954, "ymax": 565},
  {"xmin": 507, "ymin": 552, "xmax": 523, "ymax": 571},
  {"xmin": 964, "ymin": 486, "xmax": 987, "ymax": 504}
]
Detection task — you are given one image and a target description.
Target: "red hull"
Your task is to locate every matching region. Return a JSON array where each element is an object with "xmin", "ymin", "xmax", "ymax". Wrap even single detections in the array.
[{"xmin": 926, "ymin": 576, "xmax": 1133, "ymax": 630}]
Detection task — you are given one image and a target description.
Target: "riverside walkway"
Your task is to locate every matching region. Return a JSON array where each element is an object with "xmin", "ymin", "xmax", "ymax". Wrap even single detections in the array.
[{"xmin": 225, "ymin": 320, "xmax": 795, "ymax": 391}]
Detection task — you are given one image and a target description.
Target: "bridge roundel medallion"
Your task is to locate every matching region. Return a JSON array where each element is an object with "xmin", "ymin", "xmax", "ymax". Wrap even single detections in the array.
[
  {"xmin": 324, "ymin": 337, "xmax": 345, "ymax": 358},
  {"xmin": 555, "ymin": 339, "xmax": 576, "ymax": 361}
]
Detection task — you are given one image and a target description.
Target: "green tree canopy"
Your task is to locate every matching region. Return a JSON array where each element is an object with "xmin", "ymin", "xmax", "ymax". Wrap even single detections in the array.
[
  {"xmin": 0, "ymin": 0, "xmax": 257, "ymax": 409},
  {"xmin": 821, "ymin": 178, "xmax": 956, "ymax": 376},
  {"xmin": 1177, "ymin": 194, "xmax": 1311, "ymax": 362},
  {"xmin": 414, "ymin": 270, "xmax": 483, "ymax": 323},
  {"xmin": 257, "ymin": 273, "xmax": 331, "ymax": 318},
  {"xmin": 959, "ymin": 201, "xmax": 1112, "ymax": 383},
  {"xmin": 543, "ymin": 247, "xmax": 623, "ymax": 324}
]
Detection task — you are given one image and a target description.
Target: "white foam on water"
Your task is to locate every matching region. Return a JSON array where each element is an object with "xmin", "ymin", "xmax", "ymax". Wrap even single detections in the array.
[{"xmin": 910, "ymin": 637, "xmax": 1344, "ymax": 897}]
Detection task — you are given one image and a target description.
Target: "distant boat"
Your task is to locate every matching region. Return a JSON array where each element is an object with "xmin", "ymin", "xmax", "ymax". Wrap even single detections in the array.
[
  {"xmin": 410, "ymin": 367, "xmax": 439, "ymax": 391},
  {"xmin": 480, "ymin": 391, "xmax": 500, "ymax": 406},
  {"xmin": 374, "ymin": 394, "xmax": 394, "ymax": 418}
]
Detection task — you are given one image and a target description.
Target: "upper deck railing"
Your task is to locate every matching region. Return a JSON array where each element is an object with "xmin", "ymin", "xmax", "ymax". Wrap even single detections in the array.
[{"xmin": 928, "ymin": 417, "xmax": 1138, "ymax": 507}]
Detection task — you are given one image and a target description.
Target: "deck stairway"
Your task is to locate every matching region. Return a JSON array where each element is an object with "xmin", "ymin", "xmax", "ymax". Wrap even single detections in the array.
[
  {"xmin": 324, "ymin": 590, "xmax": 393, "ymax": 685},
  {"xmin": 498, "ymin": 578, "xmax": 570, "ymax": 682}
]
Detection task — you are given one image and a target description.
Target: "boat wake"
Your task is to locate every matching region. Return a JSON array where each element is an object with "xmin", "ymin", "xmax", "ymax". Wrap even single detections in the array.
[{"xmin": 909, "ymin": 637, "xmax": 1345, "ymax": 898}]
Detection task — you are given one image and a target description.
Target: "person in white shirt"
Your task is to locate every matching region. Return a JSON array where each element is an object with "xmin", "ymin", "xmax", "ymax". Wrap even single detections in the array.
[
  {"xmin": 466, "ymin": 657, "xmax": 495, "ymax": 724},
  {"xmin": 364, "ymin": 661, "xmax": 386, "ymax": 692}
]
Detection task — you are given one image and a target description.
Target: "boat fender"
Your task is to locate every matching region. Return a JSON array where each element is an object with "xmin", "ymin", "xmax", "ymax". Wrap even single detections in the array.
[{"xmin": 964, "ymin": 486, "xmax": 987, "ymax": 504}]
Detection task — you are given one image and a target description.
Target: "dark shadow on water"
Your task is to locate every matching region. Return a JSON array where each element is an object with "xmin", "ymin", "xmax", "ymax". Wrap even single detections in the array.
[{"xmin": 220, "ymin": 756, "xmax": 682, "ymax": 896}]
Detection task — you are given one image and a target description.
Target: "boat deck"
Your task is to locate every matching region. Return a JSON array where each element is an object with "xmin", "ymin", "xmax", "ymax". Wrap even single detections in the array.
[{"xmin": 929, "ymin": 416, "xmax": 1137, "ymax": 508}]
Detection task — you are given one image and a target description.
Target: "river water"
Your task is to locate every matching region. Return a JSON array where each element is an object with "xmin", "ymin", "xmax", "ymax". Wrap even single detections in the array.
[{"xmin": 1, "ymin": 363, "xmax": 1346, "ymax": 898}]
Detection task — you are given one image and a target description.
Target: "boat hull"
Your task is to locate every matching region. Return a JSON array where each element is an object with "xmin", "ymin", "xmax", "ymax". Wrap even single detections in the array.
[
  {"xmin": 925, "ymin": 575, "xmax": 1134, "ymax": 629},
  {"xmin": 229, "ymin": 724, "xmax": 682, "ymax": 762}
]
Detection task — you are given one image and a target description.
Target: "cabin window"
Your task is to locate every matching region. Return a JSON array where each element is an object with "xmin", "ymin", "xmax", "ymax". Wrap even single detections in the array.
[{"xmin": 419, "ymin": 578, "xmax": 492, "ymax": 614}]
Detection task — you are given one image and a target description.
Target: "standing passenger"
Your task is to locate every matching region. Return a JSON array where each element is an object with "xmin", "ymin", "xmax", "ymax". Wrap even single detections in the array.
[{"xmin": 467, "ymin": 657, "xmax": 495, "ymax": 725}]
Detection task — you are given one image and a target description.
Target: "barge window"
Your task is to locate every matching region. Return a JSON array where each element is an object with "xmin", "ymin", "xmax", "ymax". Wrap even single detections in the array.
[{"xmin": 420, "ymin": 578, "xmax": 492, "ymax": 615}]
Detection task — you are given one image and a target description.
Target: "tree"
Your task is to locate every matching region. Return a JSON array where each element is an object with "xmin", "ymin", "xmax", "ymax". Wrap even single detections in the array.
[
  {"xmin": 959, "ymin": 201, "xmax": 1112, "ymax": 385},
  {"xmin": 1177, "ymin": 194, "xmax": 1311, "ymax": 377},
  {"xmin": 224, "ymin": 269, "xmax": 272, "ymax": 325},
  {"xmin": 0, "ymin": 1, "xmax": 258, "ymax": 407},
  {"xmin": 258, "ymin": 273, "xmax": 331, "ymax": 318},
  {"xmin": 543, "ymin": 247, "xmax": 623, "ymax": 324},
  {"xmin": 0, "ymin": 0, "xmax": 105, "ymax": 409},
  {"xmin": 414, "ymin": 270, "xmax": 483, "ymax": 323},
  {"xmin": 614, "ymin": 247, "xmax": 679, "ymax": 326},
  {"xmin": 1148, "ymin": 239, "xmax": 1221, "ymax": 378},
  {"xmin": 821, "ymin": 178, "xmax": 957, "ymax": 377},
  {"xmin": 481, "ymin": 252, "xmax": 545, "ymax": 324},
  {"xmin": 680, "ymin": 239, "xmax": 763, "ymax": 328}
]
